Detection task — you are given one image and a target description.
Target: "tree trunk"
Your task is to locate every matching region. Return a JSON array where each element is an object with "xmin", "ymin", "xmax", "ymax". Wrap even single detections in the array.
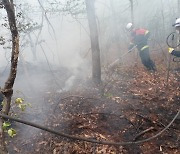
[
  {"xmin": 0, "ymin": 0, "xmax": 19, "ymax": 153},
  {"xmin": 85, "ymin": 0, "xmax": 101, "ymax": 84},
  {"xmin": 0, "ymin": 119, "xmax": 7, "ymax": 154},
  {"xmin": 110, "ymin": 0, "xmax": 122, "ymax": 58},
  {"xmin": 178, "ymin": 0, "xmax": 180, "ymax": 14},
  {"xmin": 161, "ymin": 0, "xmax": 165, "ymax": 40},
  {"xmin": 2, "ymin": 0, "xmax": 19, "ymax": 115},
  {"xmin": 28, "ymin": 34, "xmax": 37, "ymax": 61},
  {"xmin": 129, "ymin": 0, "xmax": 134, "ymax": 24}
]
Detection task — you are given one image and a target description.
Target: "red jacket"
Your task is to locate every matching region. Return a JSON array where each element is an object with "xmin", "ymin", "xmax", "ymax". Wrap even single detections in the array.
[
  {"xmin": 129, "ymin": 28, "xmax": 150, "ymax": 51},
  {"xmin": 131, "ymin": 28, "xmax": 150, "ymax": 44}
]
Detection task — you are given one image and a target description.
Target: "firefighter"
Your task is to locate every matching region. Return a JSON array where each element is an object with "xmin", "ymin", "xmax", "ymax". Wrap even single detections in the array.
[
  {"xmin": 126, "ymin": 23, "xmax": 156, "ymax": 71},
  {"xmin": 168, "ymin": 18, "xmax": 180, "ymax": 57}
]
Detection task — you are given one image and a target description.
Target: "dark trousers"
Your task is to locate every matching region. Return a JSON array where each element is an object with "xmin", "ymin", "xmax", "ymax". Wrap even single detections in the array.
[
  {"xmin": 171, "ymin": 50, "xmax": 180, "ymax": 57},
  {"xmin": 139, "ymin": 48, "xmax": 156, "ymax": 71}
]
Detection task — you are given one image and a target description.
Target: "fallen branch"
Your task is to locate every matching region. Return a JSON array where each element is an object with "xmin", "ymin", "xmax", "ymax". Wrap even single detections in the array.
[
  {"xmin": 134, "ymin": 127, "xmax": 155, "ymax": 141},
  {"xmin": 135, "ymin": 113, "xmax": 171, "ymax": 131},
  {"xmin": 60, "ymin": 95, "xmax": 99, "ymax": 101},
  {"xmin": 78, "ymin": 112, "xmax": 124, "ymax": 118}
]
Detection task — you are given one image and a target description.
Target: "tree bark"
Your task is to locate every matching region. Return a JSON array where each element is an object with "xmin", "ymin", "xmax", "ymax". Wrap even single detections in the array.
[
  {"xmin": 85, "ymin": 0, "xmax": 101, "ymax": 84},
  {"xmin": 2, "ymin": 0, "xmax": 19, "ymax": 115},
  {"xmin": 0, "ymin": 119, "xmax": 7, "ymax": 154},
  {"xmin": 0, "ymin": 0, "xmax": 19, "ymax": 153}
]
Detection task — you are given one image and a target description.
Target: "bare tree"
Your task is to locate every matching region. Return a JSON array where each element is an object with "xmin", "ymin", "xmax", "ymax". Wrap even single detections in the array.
[
  {"xmin": 2, "ymin": 0, "xmax": 19, "ymax": 115},
  {"xmin": 85, "ymin": 0, "xmax": 101, "ymax": 84},
  {"xmin": 161, "ymin": 0, "xmax": 165, "ymax": 39},
  {"xmin": 0, "ymin": 0, "xmax": 19, "ymax": 152},
  {"xmin": 178, "ymin": 0, "xmax": 180, "ymax": 14},
  {"xmin": 110, "ymin": 0, "xmax": 122, "ymax": 57},
  {"xmin": 129, "ymin": 0, "xmax": 134, "ymax": 24}
]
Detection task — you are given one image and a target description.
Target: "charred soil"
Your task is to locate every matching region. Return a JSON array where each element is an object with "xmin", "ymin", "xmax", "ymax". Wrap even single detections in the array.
[{"xmin": 6, "ymin": 58, "xmax": 180, "ymax": 154}]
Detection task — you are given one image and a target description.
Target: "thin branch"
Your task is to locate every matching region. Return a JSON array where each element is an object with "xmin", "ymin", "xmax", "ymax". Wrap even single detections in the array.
[
  {"xmin": 134, "ymin": 127, "xmax": 155, "ymax": 141},
  {"xmin": 37, "ymin": 0, "xmax": 57, "ymax": 40},
  {"xmin": 39, "ymin": 43, "xmax": 63, "ymax": 91}
]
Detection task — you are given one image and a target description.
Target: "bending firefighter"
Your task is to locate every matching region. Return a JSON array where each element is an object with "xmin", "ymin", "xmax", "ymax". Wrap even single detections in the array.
[
  {"xmin": 126, "ymin": 23, "xmax": 156, "ymax": 71},
  {"xmin": 168, "ymin": 18, "xmax": 180, "ymax": 57}
]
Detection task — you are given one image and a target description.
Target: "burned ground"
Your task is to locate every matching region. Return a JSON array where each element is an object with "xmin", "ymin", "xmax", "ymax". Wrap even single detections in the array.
[{"xmin": 4, "ymin": 55, "xmax": 180, "ymax": 154}]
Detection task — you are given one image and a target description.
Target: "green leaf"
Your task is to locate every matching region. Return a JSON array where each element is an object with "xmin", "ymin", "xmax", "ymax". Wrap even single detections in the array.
[
  {"xmin": 2, "ymin": 101, "xmax": 5, "ymax": 107},
  {"xmin": 18, "ymin": 104, "xmax": 27, "ymax": 111},
  {"xmin": 15, "ymin": 98, "xmax": 24, "ymax": 104},
  {"xmin": 2, "ymin": 122, "xmax": 11, "ymax": 130},
  {"xmin": 7, "ymin": 128, "xmax": 17, "ymax": 137}
]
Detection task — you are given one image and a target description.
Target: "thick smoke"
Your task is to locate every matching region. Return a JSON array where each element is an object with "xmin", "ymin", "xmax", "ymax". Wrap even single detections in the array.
[{"xmin": 0, "ymin": 0, "xmax": 178, "ymax": 141}]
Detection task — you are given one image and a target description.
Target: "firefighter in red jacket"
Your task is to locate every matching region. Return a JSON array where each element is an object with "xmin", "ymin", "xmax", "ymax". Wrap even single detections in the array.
[{"xmin": 126, "ymin": 23, "xmax": 156, "ymax": 71}]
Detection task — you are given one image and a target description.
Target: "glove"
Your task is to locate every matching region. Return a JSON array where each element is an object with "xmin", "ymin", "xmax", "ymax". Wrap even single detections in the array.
[{"xmin": 168, "ymin": 48, "xmax": 174, "ymax": 54}]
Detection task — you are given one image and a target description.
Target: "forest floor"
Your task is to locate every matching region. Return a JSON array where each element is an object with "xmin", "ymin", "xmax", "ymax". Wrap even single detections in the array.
[{"xmin": 6, "ymin": 55, "xmax": 180, "ymax": 154}]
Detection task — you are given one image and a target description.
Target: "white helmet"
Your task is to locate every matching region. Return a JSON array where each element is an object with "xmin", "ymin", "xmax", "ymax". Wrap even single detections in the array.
[
  {"xmin": 174, "ymin": 18, "xmax": 180, "ymax": 27},
  {"xmin": 126, "ymin": 23, "xmax": 133, "ymax": 31}
]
